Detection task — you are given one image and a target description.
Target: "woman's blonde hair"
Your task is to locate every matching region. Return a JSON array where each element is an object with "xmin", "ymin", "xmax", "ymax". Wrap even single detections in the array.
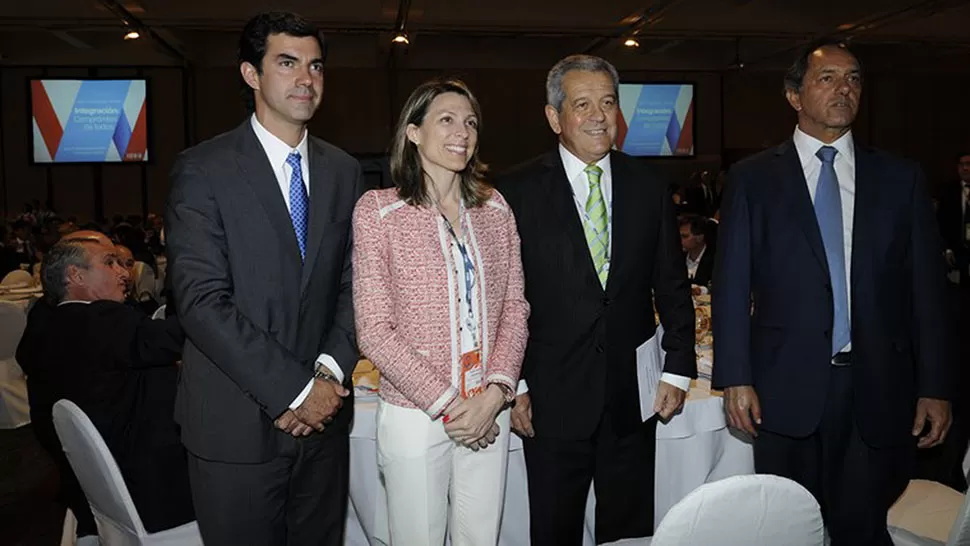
[{"xmin": 389, "ymin": 79, "xmax": 491, "ymax": 208}]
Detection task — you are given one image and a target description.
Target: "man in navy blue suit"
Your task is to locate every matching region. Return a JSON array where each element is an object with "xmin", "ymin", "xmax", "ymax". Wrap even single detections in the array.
[{"xmin": 712, "ymin": 39, "xmax": 953, "ymax": 546}]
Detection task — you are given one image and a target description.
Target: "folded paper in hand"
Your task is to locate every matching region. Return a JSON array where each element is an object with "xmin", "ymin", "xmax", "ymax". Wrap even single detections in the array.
[{"xmin": 636, "ymin": 323, "xmax": 666, "ymax": 422}]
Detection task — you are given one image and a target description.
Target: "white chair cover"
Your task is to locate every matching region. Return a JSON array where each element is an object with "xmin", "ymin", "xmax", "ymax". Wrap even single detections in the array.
[
  {"xmin": 132, "ymin": 262, "xmax": 157, "ymax": 303},
  {"xmin": 60, "ymin": 508, "xmax": 101, "ymax": 546},
  {"xmin": 150, "ymin": 305, "xmax": 166, "ymax": 321},
  {"xmin": 52, "ymin": 400, "xmax": 203, "ymax": 546},
  {"xmin": 0, "ymin": 300, "xmax": 29, "ymax": 429},
  {"xmin": 1, "ymin": 269, "xmax": 34, "ymax": 287},
  {"xmin": 650, "ymin": 474, "xmax": 824, "ymax": 546}
]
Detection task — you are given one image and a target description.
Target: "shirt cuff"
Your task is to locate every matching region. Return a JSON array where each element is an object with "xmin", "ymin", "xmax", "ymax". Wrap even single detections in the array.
[
  {"xmin": 314, "ymin": 354, "xmax": 345, "ymax": 383},
  {"xmin": 660, "ymin": 372, "xmax": 691, "ymax": 392},
  {"xmin": 288, "ymin": 379, "xmax": 314, "ymax": 410},
  {"xmin": 517, "ymin": 378, "xmax": 529, "ymax": 395}
]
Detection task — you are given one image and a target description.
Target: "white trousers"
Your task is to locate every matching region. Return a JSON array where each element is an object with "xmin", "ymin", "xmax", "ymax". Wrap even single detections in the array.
[{"xmin": 377, "ymin": 400, "xmax": 511, "ymax": 546}]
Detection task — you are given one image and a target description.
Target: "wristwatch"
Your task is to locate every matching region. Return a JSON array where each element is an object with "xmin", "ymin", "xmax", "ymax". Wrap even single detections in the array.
[
  {"xmin": 313, "ymin": 364, "xmax": 340, "ymax": 384},
  {"xmin": 490, "ymin": 382, "xmax": 515, "ymax": 405}
]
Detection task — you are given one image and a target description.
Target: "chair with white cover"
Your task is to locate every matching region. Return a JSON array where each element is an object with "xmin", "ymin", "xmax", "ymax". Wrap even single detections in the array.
[
  {"xmin": 52, "ymin": 399, "xmax": 203, "ymax": 546},
  {"xmin": 1, "ymin": 268, "xmax": 34, "ymax": 287},
  {"xmin": 650, "ymin": 474, "xmax": 824, "ymax": 546},
  {"xmin": 0, "ymin": 300, "xmax": 30, "ymax": 429},
  {"xmin": 60, "ymin": 508, "xmax": 100, "ymax": 546},
  {"xmin": 888, "ymin": 479, "xmax": 970, "ymax": 546},
  {"xmin": 132, "ymin": 262, "xmax": 156, "ymax": 302},
  {"xmin": 150, "ymin": 305, "xmax": 166, "ymax": 321}
]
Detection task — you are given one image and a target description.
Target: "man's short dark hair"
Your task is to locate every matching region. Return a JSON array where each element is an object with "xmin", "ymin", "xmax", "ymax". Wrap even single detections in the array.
[
  {"xmin": 41, "ymin": 239, "xmax": 97, "ymax": 305},
  {"xmin": 678, "ymin": 215, "xmax": 707, "ymax": 238},
  {"xmin": 238, "ymin": 11, "xmax": 327, "ymax": 112},
  {"xmin": 784, "ymin": 38, "xmax": 862, "ymax": 93}
]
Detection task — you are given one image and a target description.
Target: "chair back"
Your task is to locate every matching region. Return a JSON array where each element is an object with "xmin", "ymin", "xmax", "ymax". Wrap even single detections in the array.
[
  {"xmin": 150, "ymin": 305, "xmax": 166, "ymax": 321},
  {"xmin": 1, "ymin": 269, "xmax": 33, "ymax": 287},
  {"xmin": 52, "ymin": 400, "xmax": 147, "ymax": 540},
  {"xmin": 946, "ymin": 484, "xmax": 970, "ymax": 546},
  {"xmin": 651, "ymin": 474, "xmax": 824, "ymax": 546},
  {"xmin": 0, "ymin": 301, "xmax": 29, "ymax": 428},
  {"xmin": 132, "ymin": 262, "xmax": 156, "ymax": 302}
]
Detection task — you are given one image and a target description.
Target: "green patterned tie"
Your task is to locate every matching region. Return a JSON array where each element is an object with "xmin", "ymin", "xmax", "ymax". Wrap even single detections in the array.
[{"xmin": 584, "ymin": 164, "xmax": 609, "ymax": 288}]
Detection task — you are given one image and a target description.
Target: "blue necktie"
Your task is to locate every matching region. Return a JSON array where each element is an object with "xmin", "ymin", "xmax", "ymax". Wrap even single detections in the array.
[
  {"xmin": 814, "ymin": 146, "xmax": 850, "ymax": 354},
  {"xmin": 286, "ymin": 151, "xmax": 309, "ymax": 261}
]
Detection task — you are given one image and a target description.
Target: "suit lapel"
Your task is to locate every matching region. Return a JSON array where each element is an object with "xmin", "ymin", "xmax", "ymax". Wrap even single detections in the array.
[
  {"xmin": 300, "ymin": 138, "xmax": 334, "ymax": 293},
  {"xmin": 606, "ymin": 151, "xmax": 631, "ymax": 296},
  {"xmin": 542, "ymin": 153, "xmax": 603, "ymax": 292},
  {"xmin": 774, "ymin": 140, "xmax": 830, "ymax": 277},
  {"xmin": 233, "ymin": 123, "xmax": 303, "ymax": 266},
  {"xmin": 850, "ymin": 143, "xmax": 876, "ymax": 296}
]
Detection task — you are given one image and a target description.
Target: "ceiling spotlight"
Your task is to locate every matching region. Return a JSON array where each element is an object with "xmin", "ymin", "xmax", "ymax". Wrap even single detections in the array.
[
  {"xmin": 623, "ymin": 38, "xmax": 640, "ymax": 48},
  {"xmin": 392, "ymin": 32, "xmax": 409, "ymax": 45},
  {"xmin": 124, "ymin": 30, "xmax": 140, "ymax": 40}
]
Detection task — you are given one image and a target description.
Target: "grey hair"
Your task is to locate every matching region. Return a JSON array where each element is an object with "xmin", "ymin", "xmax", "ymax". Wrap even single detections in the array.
[
  {"xmin": 546, "ymin": 54, "xmax": 620, "ymax": 111},
  {"xmin": 41, "ymin": 239, "xmax": 96, "ymax": 304}
]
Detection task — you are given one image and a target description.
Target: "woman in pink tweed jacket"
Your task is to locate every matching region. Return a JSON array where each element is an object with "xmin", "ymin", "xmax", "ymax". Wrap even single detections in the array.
[{"xmin": 352, "ymin": 79, "xmax": 529, "ymax": 544}]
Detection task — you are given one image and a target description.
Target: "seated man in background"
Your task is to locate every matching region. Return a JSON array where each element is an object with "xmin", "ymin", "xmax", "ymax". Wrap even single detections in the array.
[
  {"xmin": 679, "ymin": 215, "xmax": 715, "ymax": 288},
  {"xmin": 116, "ymin": 244, "xmax": 160, "ymax": 315},
  {"xmin": 19, "ymin": 235, "xmax": 193, "ymax": 533},
  {"xmin": 18, "ymin": 231, "xmax": 114, "ymax": 537}
]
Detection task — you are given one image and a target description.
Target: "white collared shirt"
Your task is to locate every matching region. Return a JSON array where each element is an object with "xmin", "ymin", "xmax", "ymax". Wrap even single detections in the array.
[
  {"xmin": 686, "ymin": 245, "xmax": 706, "ymax": 280},
  {"xmin": 249, "ymin": 114, "xmax": 311, "ymax": 209},
  {"xmin": 250, "ymin": 114, "xmax": 344, "ymax": 408},
  {"xmin": 517, "ymin": 146, "xmax": 690, "ymax": 396},
  {"xmin": 792, "ymin": 126, "xmax": 855, "ymax": 353}
]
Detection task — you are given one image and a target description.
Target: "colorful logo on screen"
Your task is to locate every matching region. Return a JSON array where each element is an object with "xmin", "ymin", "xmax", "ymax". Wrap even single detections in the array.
[
  {"xmin": 32, "ymin": 80, "xmax": 148, "ymax": 163},
  {"xmin": 616, "ymin": 84, "xmax": 694, "ymax": 157}
]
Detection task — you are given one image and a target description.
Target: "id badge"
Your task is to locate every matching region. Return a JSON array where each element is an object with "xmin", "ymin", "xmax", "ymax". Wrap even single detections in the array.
[{"xmin": 460, "ymin": 348, "xmax": 484, "ymax": 398}]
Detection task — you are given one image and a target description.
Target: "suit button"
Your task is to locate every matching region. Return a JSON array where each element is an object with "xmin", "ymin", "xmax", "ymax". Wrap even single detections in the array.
[
  {"xmin": 825, "ymin": 284, "xmax": 832, "ymax": 293},
  {"xmin": 824, "ymin": 330, "xmax": 831, "ymax": 339},
  {"xmin": 596, "ymin": 345, "xmax": 605, "ymax": 353},
  {"xmin": 603, "ymin": 297, "xmax": 611, "ymax": 306}
]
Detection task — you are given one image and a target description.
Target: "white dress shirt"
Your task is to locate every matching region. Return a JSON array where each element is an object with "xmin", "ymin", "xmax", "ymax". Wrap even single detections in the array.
[
  {"xmin": 250, "ymin": 114, "xmax": 343, "ymax": 410},
  {"xmin": 517, "ymin": 145, "xmax": 691, "ymax": 395},
  {"xmin": 792, "ymin": 126, "xmax": 855, "ymax": 353},
  {"xmin": 686, "ymin": 245, "xmax": 706, "ymax": 280}
]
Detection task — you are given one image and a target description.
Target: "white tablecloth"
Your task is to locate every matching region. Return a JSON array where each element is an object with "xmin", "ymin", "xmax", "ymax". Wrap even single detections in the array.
[{"xmin": 345, "ymin": 387, "xmax": 754, "ymax": 545}]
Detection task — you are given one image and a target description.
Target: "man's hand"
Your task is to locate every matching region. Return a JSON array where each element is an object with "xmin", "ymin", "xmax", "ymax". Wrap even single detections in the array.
[
  {"xmin": 913, "ymin": 397, "xmax": 952, "ymax": 449},
  {"xmin": 293, "ymin": 378, "xmax": 349, "ymax": 432},
  {"xmin": 510, "ymin": 393, "xmax": 534, "ymax": 438},
  {"xmin": 444, "ymin": 385, "xmax": 505, "ymax": 446},
  {"xmin": 654, "ymin": 381, "xmax": 687, "ymax": 421},
  {"xmin": 274, "ymin": 410, "xmax": 314, "ymax": 437},
  {"xmin": 724, "ymin": 385, "xmax": 761, "ymax": 437}
]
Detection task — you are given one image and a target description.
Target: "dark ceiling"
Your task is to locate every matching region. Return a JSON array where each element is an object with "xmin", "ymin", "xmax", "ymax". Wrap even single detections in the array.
[{"xmin": 1, "ymin": 0, "xmax": 969, "ymax": 70}]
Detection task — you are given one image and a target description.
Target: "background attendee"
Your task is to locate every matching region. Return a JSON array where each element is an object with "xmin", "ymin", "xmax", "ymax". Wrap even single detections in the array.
[
  {"xmin": 165, "ymin": 11, "xmax": 362, "ymax": 545},
  {"xmin": 21, "ymin": 235, "xmax": 191, "ymax": 533},
  {"xmin": 713, "ymin": 39, "xmax": 952, "ymax": 546},
  {"xmin": 353, "ymin": 79, "xmax": 528, "ymax": 545},
  {"xmin": 925, "ymin": 151, "xmax": 970, "ymax": 491},
  {"xmin": 679, "ymin": 214, "xmax": 714, "ymax": 287},
  {"xmin": 496, "ymin": 54, "xmax": 695, "ymax": 545}
]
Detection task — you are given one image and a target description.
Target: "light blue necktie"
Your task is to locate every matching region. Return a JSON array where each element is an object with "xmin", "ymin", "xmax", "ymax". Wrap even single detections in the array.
[
  {"xmin": 286, "ymin": 151, "xmax": 309, "ymax": 261},
  {"xmin": 814, "ymin": 146, "xmax": 850, "ymax": 354}
]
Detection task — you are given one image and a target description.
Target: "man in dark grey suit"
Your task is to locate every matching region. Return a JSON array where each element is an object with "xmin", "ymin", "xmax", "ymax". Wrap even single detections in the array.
[{"xmin": 165, "ymin": 11, "xmax": 362, "ymax": 546}]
